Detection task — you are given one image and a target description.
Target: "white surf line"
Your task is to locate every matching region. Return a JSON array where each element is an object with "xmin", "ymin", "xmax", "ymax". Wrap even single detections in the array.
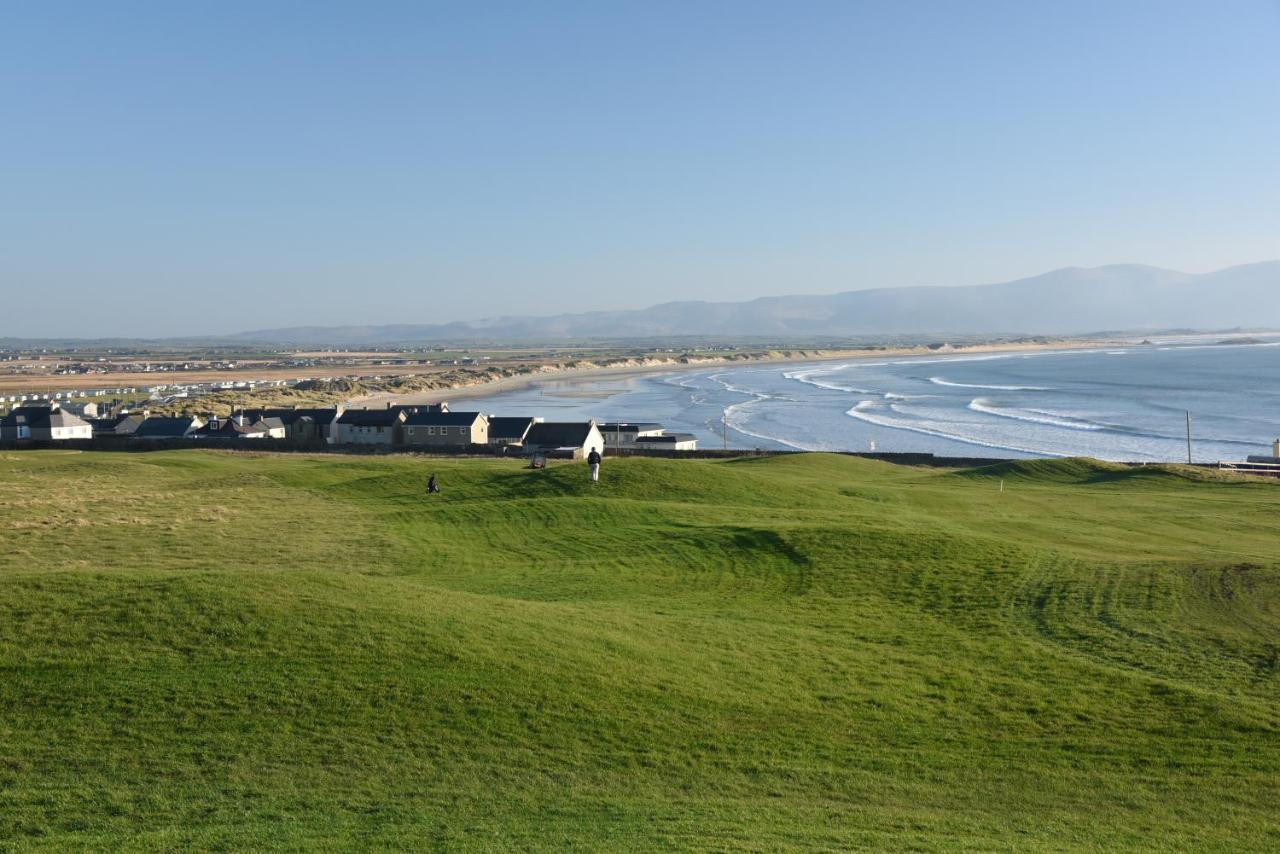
[
  {"xmin": 706, "ymin": 372, "xmax": 819, "ymax": 450},
  {"xmin": 721, "ymin": 399, "xmax": 817, "ymax": 451},
  {"xmin": 783, "ymin": 364, "xmax": 879, "ymax": 394},
  {"xmin": 966, "ymin": 398, "xmax": 1106, "ymax": 431},
  {"xmin": 845, "ymin": 400, "xmax": 1071, "ymax": 458},
  {"xmin": 929, "ymin": 377, "xmax": 1053, "ymax": 391}
]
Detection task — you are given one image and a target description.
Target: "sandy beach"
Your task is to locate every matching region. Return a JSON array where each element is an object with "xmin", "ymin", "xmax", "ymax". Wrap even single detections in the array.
[{"xmin": 347, "ymin": 339, "xmax": 1123, "ymax": 410}]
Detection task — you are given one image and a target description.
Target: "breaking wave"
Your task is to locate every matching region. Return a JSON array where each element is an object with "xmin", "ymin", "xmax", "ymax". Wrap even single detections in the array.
[
  {"xmin": 967, "ymin": 398, "xmax": 1105, "ymax": 431},
  {"xmin": 783, "ymin": 365, "xmax": 876, "ymax": 394},
  {"xmin": 845, "ymin": 401, "xmax": 1067, "ymax": 457},
  {"xmin": 929, "ymin": 376, "xmax": 1053, "ymax": 391}
]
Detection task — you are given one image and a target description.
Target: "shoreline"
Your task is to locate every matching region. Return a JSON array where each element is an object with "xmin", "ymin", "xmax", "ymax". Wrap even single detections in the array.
[{"xmin": 347, "ymin": 338, "xmax": 1124, "ymax": 410}]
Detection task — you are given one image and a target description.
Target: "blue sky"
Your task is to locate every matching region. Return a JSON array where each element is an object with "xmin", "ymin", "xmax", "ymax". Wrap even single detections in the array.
[{"xmin": 3, "ymin": 1, "xmax": 1278, "ymax": 337}]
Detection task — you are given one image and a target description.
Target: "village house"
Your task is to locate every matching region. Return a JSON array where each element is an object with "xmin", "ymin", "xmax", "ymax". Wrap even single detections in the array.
[
  {"xmin": 599, "ymin": 422, "xmax": 665, "ymax": 448},
  {"xmin": 61, "ymin": 400, "xmax": 101, "ymax": 419},
  {"xmin": 193, "ymin": 414, "xmax": 287, "ymax": 440},
  {"xmin": 334, "ymin": 406, "xmax": 412, "ymax": 445},
  {"xmin": 88, "ymin": 413, "xmax": 145, "ymax": 436},
  {"xmin": 401, "ymin": 410, "xmax": 489, "ymax": 447},
  {"xmin": 522, "ymin": 421, "xmax": 606, "ymax": 459},
  {"xmin": 633, "ymin": 432, "xmax": 699, "ymax": 451},
  {"xmin": 0, "ymin": 404, "xmax": 93, "ymax": 442},
  {"xmin": 133, "ymin": 415, "xmax": 206, "ymax": 440},
  {"xmin": 487, "ymin": 416, "xmax": 539, "ymax": 447},
  {"xmin": 241, "ymin": 407, "xmax": 343, "ymax": 443}
]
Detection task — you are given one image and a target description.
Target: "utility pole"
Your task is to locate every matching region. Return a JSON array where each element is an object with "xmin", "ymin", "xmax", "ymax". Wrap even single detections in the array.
[{"xmin": 1186, "ymin": 411, "xmax": 1193, "ymax": 464}]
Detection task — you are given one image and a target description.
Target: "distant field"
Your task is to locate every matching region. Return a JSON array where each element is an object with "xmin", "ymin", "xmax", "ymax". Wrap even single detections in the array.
[{"xmin": 1, "ymin": 451, "xmax": 1277, "ymax": 850}]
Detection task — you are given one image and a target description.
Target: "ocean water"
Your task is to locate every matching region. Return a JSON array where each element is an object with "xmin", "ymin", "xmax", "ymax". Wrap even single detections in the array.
[{"xmin": 461, "ymin": 337, "xmax": 1280, "ymax": 462}]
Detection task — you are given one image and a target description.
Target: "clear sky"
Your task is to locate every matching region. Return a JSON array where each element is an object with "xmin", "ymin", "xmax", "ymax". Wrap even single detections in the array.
[{"xmin": 3, "ymin": 1, "xmax": 1278, "ymax": 338}]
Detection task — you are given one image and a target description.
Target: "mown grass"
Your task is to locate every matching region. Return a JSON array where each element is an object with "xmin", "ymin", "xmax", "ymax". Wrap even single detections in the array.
[{"xmin": 1, "ymin": 450, "xmax": 1278, "ymax": 851}]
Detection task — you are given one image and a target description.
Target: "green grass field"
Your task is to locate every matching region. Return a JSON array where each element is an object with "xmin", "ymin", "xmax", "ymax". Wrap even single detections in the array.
[{"xmin": 1, "ymin": 450, "xmax": 1278, "ymax": 851}]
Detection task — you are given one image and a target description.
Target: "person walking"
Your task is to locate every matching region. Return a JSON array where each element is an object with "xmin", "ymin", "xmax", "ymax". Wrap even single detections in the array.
[
  {"xmin": 426, "ymin": 473, "xmax": 440, "ymax": 494},
  {"xmin": 586, "ymin": 448, "xmax": 602, "ymax": 483}
]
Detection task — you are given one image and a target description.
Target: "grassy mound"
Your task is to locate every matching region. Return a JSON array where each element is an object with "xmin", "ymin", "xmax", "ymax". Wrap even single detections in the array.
[
  {"xmin": 1, "ymin": 451, "xmax": 1278, "ymax": 850},
  {"xmin": 953, "ymin": 456, "xmax": 1262, "ymax": 485}
]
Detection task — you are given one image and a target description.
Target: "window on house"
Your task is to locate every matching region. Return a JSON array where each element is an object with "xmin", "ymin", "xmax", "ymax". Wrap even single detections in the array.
[{"xmin": 428, "ymin": 426, "xmax": 435, "ymax": 435}]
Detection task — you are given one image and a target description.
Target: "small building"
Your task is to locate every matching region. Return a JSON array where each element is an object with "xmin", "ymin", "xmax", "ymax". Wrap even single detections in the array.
[
  {"xmin": 487, "ymin": 416, "xmax": 539, "ymax": 447},
  {"xmin": 134, "ymin": 415, "xmax": 206, "ymax": 440},
  {"xmin": 255, "ymin": 417, "xmax": 287, "ymax": 439},
  {"xmin": 62, "ymin": 401, "xmax": 101, "ymax": 419},
  {"xmin": 334, "ymin": 406, "xmax": 410, "ymax": 445},
  {"xmin": 1246, "ymin": 439, "xmax": 1280, "ymax": 464},
  {"xmin": 522, "ymin": 421, "xmax": 605, "ymax": 459},
  {"xmin": 193, "ymin": 418, "xmax": 264, "ymax": 439},
  {"xmin": 88, "ymin": 413, "xmax": 145, "ymax": 436},
  {"xmin": 192, "ymin": 414, "xmax": 284, "ymax": 440},
  {"xmin": 599, "ymin": 422, "xmax": 665, "ymax": 448},
  {"xmin": 0, "ymin": 404, "xmax": 93, "ymax": 441},
  {"xmin": 633, "ymin": 432, "xmax": 699, "ymax": 451},
  {"xmin": 242, "ymin": 407, "xmax": 343, "ymax": 443},
  {"xmin": 401, "ymin": 411, "xmax": 488, "ymax": 447}
]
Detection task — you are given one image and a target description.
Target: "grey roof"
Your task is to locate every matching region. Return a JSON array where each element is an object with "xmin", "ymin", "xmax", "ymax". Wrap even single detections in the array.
[
  {"xmin": 337, "ymin": 407, "xmax": 407, "ymax": 427},
  {"xmin": 47, "ymin": 410, "xmax": 90, "ymax": 428},
  {"xmin": 254, "ymin": 417, "xmax": 285, "ymax": 430},
  {"xmin": 2, "ymin": 405, "xmax": 89, "ymax": 430},
  {"xmin": 525, "ymin": 421, "xmax": 599, "ymax": 448},
  {"xmin": 402, "ymin": 410, "xmax": 485, "ymax": 427},
  {"xmin": 242, "ymin": 408, "xmax": 340, "ymax": 426},
  {"xmin": 89, "ymin": 414, "xmax": 144, "ymax": 435},
  {"xmin": 195, "ymin": 419, "xmax": 262, "ymax": 437},
  {"xmin": 488, "ymin": 416, "xmax": 536, "ymax": 440},
  {"xmin": 635, "ymin": 433, "xmax": 697, "ymax": 443},
  {"xmin": 1, "ymin": 405, "xmax": 54, "ymax": 429},
  {"xmin": 599, "ymin": 422, "xmax": 663, "ymax": 433},
  {"xmin": 135, "ymin": 417, "xmax": 201, "ymax": 438}
]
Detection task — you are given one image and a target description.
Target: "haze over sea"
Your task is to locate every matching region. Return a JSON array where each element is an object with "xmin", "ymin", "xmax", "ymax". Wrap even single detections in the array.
[{"xmin": 464, "ymin": 337, "xmax": 1280, "ymax": 462}]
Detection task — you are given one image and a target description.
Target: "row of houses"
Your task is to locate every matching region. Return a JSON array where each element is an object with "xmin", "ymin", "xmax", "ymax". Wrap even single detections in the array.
[{"xmin": 1, "ymin": 402, "xmax": 698, "ymax": 455}]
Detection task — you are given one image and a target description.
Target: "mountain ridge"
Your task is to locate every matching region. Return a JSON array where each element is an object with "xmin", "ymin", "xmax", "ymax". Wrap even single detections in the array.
[{"xmin": 224, "ymin": 260, "xmax": 1279, "ymax": 344}]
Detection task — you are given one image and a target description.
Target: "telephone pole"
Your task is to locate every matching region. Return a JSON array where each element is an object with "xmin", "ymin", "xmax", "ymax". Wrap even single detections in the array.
[{"xmin": 1186, "ymin": 411, "xmax": 1193, "ymax": 464}]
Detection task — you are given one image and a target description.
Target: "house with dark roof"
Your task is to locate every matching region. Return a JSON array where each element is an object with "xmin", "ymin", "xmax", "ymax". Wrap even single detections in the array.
[
  {"xmin": 522, "ymin": 420, "xmax": 605, "ymax": 459},
  {"xmin": 333, "ymin": 406, "xmax": 413, "ymax": 445},
  {"xmin": 633, "ymin": 432, "xmax": 698, "ymax": 451},
  {"xmin": 88, "ymin": 413, "xmax": 145, "ymax": 436},
  {"xmin": 133, "ymin": 415, "xmax": 205, "ymax": 440},
  {"xmin": 241, "ymin": 407, "xmax": 342, "ymax": 442},
  {"xmin": 193, "ymin": 418, "xmax": 265, "ymax": 439},
  {"xmin": 192, "ymin": 414, "xmax": 285, "ymax": 440},
  {"xmin": 598, "ymin": 422, "xmax": 665, "ymax": 448},
  {"xmin": 401, "ymin": 410, "xmax": 488, "ymax": 447},
  {"xmin": 0, "ymin": 404, "xmax": 93, "ymax": 441},
  {"xmin": 487, "ymin": 416, "xmax": 539, "ymax": 446}
]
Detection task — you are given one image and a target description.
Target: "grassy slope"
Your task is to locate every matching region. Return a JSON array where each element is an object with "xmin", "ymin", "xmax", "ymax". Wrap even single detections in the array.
[{"xmin": 0, "ymin": 451, "xmax": 1277, "ymax": 851}]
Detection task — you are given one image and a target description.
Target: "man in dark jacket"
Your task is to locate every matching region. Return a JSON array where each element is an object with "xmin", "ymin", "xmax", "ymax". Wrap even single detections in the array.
[{"xmin": 586, "ymin": 449, "xmax": 601, "ymax": 483}]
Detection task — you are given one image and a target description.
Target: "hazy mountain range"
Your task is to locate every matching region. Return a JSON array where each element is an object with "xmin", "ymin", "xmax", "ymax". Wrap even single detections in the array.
[{"xmin": 229, "ymin": 260, "xmax": 1278, "ymax": 345}]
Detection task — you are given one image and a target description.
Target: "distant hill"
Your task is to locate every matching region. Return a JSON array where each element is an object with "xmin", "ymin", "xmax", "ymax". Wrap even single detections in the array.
[{"xmin": 233, "ymin": 261, "xmax": 1280, "ymax": 345}]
